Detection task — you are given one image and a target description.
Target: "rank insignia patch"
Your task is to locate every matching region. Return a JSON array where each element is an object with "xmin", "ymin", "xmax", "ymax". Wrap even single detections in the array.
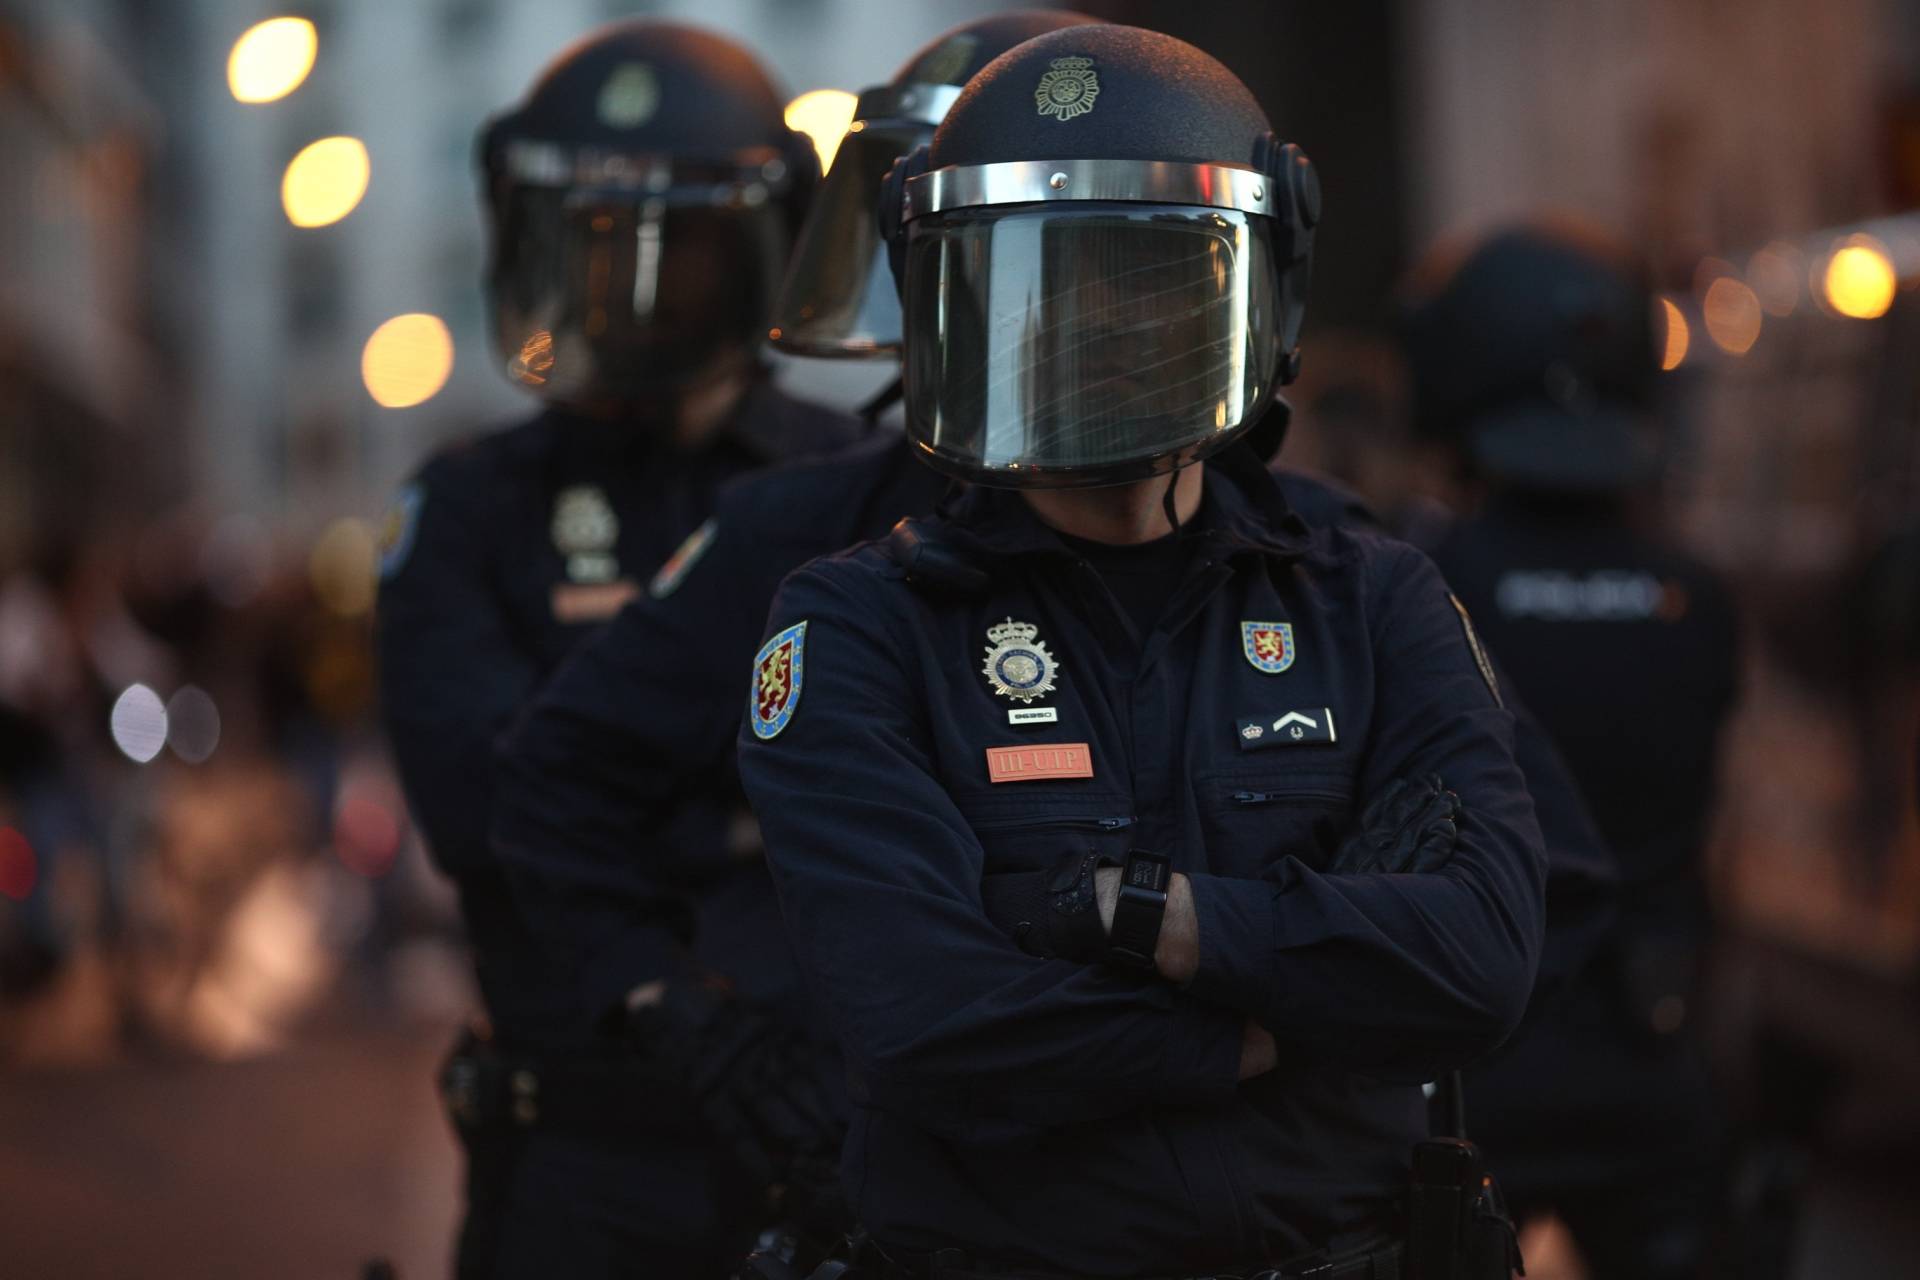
[
  {"xmin": 1235, "ymin": 708, "xmax": 1337, "ymax": 751},
  {"xmin": 377, "ymin": 484, "xmax": 423, "ymax": 581},
  {"xmin": 648, "ymin": 518, "xmax": 716, "ymax": 599},
  {"xmin": 982, "ymin": 617, "xmax": 1059, "ymax": 704},
  {"xmin": 1241, "ymin": 621, "xmax": 1296, "ymax": 674},
  {"xmin": 750, "ymin": 622, "xmax": 806, "ymax": 741}
]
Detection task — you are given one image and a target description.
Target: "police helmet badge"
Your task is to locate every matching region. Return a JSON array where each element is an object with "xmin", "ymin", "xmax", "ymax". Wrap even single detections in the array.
[
  {"xmin": 750, "ymin": 621, "xmax": 807, "ymax": 740},
  {"xmin": 982, "ymin": 617, "xmax": 1059, "ymax": 703},
  {"xmin": 598, "ymin": 62, "xmax": 660, "ymax": 129},
  {"xmin": 377, "ymin": 484, "xmax": 424, "ymax": 581},
  {"xmin": 1034, "ymin": 56, "xmax": 1099, "ymax": 122},
  {"xmin": 552, "ymin": 485, "xmax": 620, "ymax": 584},
  {"xmin": 1241, "ymin": 621, "xmax": 1296, "ymax": 674}
]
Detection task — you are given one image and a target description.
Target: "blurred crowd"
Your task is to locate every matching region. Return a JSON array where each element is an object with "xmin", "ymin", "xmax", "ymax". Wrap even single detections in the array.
[{"xmin": 0, "ymin": 505, "xmax": 467, "ymax": 1064}]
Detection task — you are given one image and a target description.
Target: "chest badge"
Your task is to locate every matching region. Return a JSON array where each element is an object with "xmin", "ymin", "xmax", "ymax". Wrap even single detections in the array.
[
  {"xmin": 1241, "ymin": 621, "xmax": 1296, "ymax": 674},
  {"xmin": 982, "ymin": 617, "xmax": 1059, "ymax": 704},
  {"xmin": 552, "ymin": 485, "xmax": 620, "ymax": 584},
  {"xmin": 750, "ymin": 621, "xmax": 807, "ymax": 741}
]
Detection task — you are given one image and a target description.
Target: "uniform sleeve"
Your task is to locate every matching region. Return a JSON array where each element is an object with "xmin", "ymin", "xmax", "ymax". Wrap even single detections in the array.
[
  {"xmin": 490, "ymin": 520, "xmax": 773, "ymax": 1019},
  {"xmin": 1182, "ymin": 544, "xmax": 1547, "ymax": 1079},
  {"xmin": 1504, "ymin": 683, "xmax": 1618, "ymax": 1010},
  {"xmin": 376, "ymin": 461, "xmax": 538, "ymax": 876},
  {"xmin": 738, "ymin": 563, "xmax": 1242, "ymax": 1143}
]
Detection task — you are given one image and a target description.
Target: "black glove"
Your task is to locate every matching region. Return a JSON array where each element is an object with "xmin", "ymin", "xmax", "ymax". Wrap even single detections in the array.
[
  {"xmin": 627, "ymin": 978, "xmax": 845, "ymax": 1212},
  {"xmin": 1328, "ymin": 774, "xmax": 1462, "ymax": 876},
  {"xmin": 978, "ymin": 849, "xmax": 1112, "ymax": 963}
]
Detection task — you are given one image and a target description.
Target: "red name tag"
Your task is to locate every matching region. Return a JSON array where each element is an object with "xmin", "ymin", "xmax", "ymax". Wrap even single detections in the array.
[{"xmin": 985, "ymin": 742, "xmax": 1094, "ymax": 783}]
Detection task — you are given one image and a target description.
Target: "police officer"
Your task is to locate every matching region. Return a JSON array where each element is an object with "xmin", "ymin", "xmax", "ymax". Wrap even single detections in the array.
[
  {"xmin": 734, "ymin": 26, "xmax": 1546, "ymax": 1277},
  {"xmin": 1399, "ymin": 223, "xmax": 1740, "ymax": 1279},
  {"xmin": 375, "ymin": 21, "xmax": 859, "ymax": 1277}
]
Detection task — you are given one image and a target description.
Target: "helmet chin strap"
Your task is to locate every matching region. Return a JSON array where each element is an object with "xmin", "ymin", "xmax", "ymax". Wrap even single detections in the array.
[{"xmin": 1162, "ymin": 468, "xmax": 1181, "ymax": 539}]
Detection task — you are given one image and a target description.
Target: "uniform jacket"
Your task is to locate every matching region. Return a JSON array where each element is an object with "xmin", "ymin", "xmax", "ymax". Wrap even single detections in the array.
[
  {"xmin": 374, "ymin": 380, "xmax": 859, "ymax": 1044},
  {"xmin": 736, "ymin": 446, "xmax": 1548, "ymax": 1273}
]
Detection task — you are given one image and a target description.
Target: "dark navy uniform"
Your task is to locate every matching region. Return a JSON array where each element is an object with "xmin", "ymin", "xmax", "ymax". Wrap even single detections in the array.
[
  {"xmin": 1398, "ymin": 223, "xmax": 1740, "ymax": 1279},
  {"xmin": 1429, "ymin": 494, "xmax": 1737, "ymax": 1276},
  {"xmin": 376, "ymin": 383, "xmax": 857, "ymax": 1274},
  {"xmin": 735, "ymin": 448, "xmax": 1547, "ymax": 1274},
  {"xmin": 492, "ymin": 441, "xmax": 1611, "ymax": 1051}
]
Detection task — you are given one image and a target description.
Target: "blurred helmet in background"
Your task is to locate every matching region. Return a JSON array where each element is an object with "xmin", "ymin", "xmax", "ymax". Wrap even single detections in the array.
[
  {"xmin": 879, "ymin": 24, "xmax": 1320, "ymax": 488},
  {"xmin": 766, "ymin": 8, "xmax": 1099, "ymax": 359},
  {"xmin": 1398, "ymin": 220, "xmax": 1661, "ymax": 494},
  {"xmin": 478, "ymin": 21, "xmax": 817, "ymax": 413}
]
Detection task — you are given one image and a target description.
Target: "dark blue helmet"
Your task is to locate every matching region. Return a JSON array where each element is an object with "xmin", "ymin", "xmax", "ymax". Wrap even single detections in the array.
[
  {"xmin": 1398, "ymin": 221, "xmax": 1660, "ymax": 493},
  {"xmin": 881, "ymin": 24, "xmax": 1320, "ymax": 488},
  {"xmin": 478, "ymin": 22, "xmax": 817, "ymax": 411},
  {"xmin": 768, "ymin": 9, "xmax": 1100, "ymax": 358}
]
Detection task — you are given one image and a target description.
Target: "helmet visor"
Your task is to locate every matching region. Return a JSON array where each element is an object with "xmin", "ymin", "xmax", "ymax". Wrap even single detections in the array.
[
  {"xmin": 767, "ymin": 121, "xmax": 926, "ymax": 357},
  {"xmin": 489, "ymin": 178, "xmax": 789, "ymax": 407},
  {"xmin": 902, "ymin": 204, "xmax": 1279, "ymax": 486}
]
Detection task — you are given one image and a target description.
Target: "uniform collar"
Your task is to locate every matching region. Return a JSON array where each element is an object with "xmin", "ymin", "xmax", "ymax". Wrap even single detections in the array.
[{"xmin": 935, "ymin": 443, "xmax": 1312, "ymax": 566}]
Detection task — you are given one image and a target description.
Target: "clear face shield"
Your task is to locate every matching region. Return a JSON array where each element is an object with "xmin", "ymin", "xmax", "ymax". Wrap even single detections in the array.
[
  {"xmin": 767, "ymin": 84, "xmax": 961, "ymax": 358},
  {"xmin": 487, "ymin": 141, "xmax": 797, "ymax": 410},
  {"xmin": 900, "ymin": 168, "xmax": 1283, "ymax": 486}
]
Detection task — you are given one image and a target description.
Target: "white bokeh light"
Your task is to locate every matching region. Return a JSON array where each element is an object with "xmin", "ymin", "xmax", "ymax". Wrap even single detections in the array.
[
  {"xmin": 166, "ymin": 686, "xmax": 222, "ymax": 764},
  {"xmin": 110, "ymin": 684, "xmax": 169, "ymax": 764}
]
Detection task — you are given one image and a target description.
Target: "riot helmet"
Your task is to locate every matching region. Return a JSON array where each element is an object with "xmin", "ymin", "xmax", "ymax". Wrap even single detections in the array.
[
  {"xmin": 1398, "ymin": 221, "xmax": 1660, "ymax": 493},
  {"xmin": 767, "ymin": 10, "xmax": 1098, "ymax": 358},
  {"xmin": 478, "ymin": 21, "xmax": 817, "ymax": 412},
  {"xmin": 880, "ymin": 24, "xmax": 1319, "ymax": 488}
]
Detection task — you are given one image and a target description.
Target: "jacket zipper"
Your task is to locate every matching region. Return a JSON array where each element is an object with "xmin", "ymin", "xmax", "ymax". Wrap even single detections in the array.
[
  {"xmin": 971, "ymin": 814, "xmax": 1138, "ymax": 833},
  {"xmin": 1231, "ymin": 788, "xmax": 1349, "ymax": 807}
]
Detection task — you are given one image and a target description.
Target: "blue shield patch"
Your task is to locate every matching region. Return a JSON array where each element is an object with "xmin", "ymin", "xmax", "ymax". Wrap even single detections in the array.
[
  {"xmin": 378, "ymin": 484, "xmax": 424, "ymax": 581},
  {"xmin": 749, "ymin": 621, "xmax": 807, "ymax": 740},
  {"xmin": 1241, "ymin": 621, "xmax": 1296, "ymax": 674}
]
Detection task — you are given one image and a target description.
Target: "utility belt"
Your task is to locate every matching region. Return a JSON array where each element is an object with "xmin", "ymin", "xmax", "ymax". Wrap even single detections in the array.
[
  {"xmin": 763, "ymin": 1076, "xmax": 1518, "ymax": 1280},
  {"xmin": 438, "ymin": 1021, "xmax": 704, "ymax": 1142}
]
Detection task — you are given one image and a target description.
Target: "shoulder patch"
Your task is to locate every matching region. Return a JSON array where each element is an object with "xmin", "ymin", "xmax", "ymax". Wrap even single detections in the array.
[
  {"xmin": 377, "ymin": 484, "xmax": 424, "ymax": 581},
  {"xmin": 648, "ymin": 518, "xmax": 717, "ymax": 599},
  {"xmin": 749, "ymin": 621, "xmax": 807, "ymax": 740},
  {"xmin": 1448, "ymin": 594, "xmax": 1503, "ymax": 706}
]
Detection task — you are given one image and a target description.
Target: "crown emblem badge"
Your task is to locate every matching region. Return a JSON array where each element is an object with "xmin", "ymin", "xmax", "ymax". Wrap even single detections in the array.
[
  {"xmin": 982, "ymin": 617, "xmax": 1059, "ymax": 703},
  {"xmin": 1034, "ymin": 56, "xmax": 1099, "ymax": 122}
]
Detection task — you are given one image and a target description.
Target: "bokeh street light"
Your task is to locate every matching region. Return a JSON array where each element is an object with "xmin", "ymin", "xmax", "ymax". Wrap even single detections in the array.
[
  {"xmin": 1702, "ymin": 276, "xmax": 1762, "ymax": 356},
  {"xmin": 1822, "ymin": 236, "xmax": 1898, "ymax": 320},
  {"xmin": 227, "ymin": 17, "xmax": 318, "ymax": 104},
  {"xmin": 785, "ymin": 89, "xmax": 858, "ymax": 173},
  {"xmin": 1657, "ymin": 296, "xmax": 1691, "ymax": 371},
  {"xmin": 282, "ymin": 136, "xmax": 370, "ymax": 228},
  {"xmin": 361, "ymin": 313, "xmax": 454, "ymax": 408}
]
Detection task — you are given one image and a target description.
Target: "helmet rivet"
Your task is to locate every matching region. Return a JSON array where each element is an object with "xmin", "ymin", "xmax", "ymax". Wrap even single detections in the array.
[
  {"xmin": 901, "ymin": 91, "xmax": 917, "ymax": 109},
  {"xmin": 1048, "ymin": 171, "xmax": 1068, "ymax": 191},
  {"xmin": 1252, "ymin": 184, "xmax": 1265, "ymax": 202}
]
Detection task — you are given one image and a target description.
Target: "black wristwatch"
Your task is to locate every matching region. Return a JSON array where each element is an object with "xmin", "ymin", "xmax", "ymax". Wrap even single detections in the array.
[{"xmin": 1106, "ymin": 849, "xmax": 1172, "ymax": 972}]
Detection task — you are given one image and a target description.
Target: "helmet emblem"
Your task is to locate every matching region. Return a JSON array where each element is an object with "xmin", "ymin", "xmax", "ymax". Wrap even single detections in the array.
[
  {"xmin": 1034, "ymin": 56, "xmax": 1099, "ymax": 122},
  {"xmin": 597, "ymin": 62, "xmax": 660, "ymax": 129}
]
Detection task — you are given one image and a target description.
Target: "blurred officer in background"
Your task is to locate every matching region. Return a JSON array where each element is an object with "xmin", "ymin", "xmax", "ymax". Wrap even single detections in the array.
[
  {"xmin": 1400, "ymin": 222, "xmax": 1741, "ymax": 1280},
  {"xmin": 374, "ymin": 21, "xmax": 860, "ymax": 1278},
  {"xmin": 735, "ymin": 25, "xmax": 1548, "ymax": 1278}
]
